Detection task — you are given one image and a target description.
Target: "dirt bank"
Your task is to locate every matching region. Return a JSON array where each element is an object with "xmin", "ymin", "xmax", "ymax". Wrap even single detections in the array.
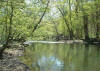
[{"xmin": 0, "ymin": 45, "xmax": 30, "ymax": 71}]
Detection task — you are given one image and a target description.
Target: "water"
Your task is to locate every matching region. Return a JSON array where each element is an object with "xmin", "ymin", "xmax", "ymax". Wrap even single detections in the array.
[{"xmin": 20, "ymin": 43, "xmax": 100, "ymax": 71}]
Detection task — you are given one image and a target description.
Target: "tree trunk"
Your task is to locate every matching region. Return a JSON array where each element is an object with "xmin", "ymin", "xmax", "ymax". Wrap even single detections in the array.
[
  {"xmin": 96, "ymin": 23, "xmax": 99, "ymax": 39},
  {"xmin": 32, "ymin": 0, "xmax": 50, "ymax": 33},
  {"xmin": 81, "ymin": 0, "xmax": 90, "ymax": 40},
  {"xmin": 0, "ymin": 2, "xmax": 14, "ymax": 58},
  {"xmin": 69, "ymin": 0, "xmax": 74, "ymax": 40},
  {"xmin": 83, "ymin": 15, "xmax": 89, "ymax": 40},
  {"xmin": 58, "ymin": 7, "xmax": 73, "ymax": 40},
  {"xmin": 95, "ymin": 0, "xmax": 100, "ymax": 39},
  {"xmin": 0, "ymin": 45, "xmax": 6, "ymax": 59}
]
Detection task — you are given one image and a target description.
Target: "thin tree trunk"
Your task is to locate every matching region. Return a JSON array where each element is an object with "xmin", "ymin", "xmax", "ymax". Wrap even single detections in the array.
[
  {"xmin": 83, "ymin": 15, "xmax": 89, "ymax": 40},
  {"xmin": 69, "ymin": 0, "xmax": 74, "ymax": 40},
  {"xmin": 49, "ymin": 17, "xmax": 59, "ymax": 40},
  {"xmin": 95, "ymin": 0, "xmax": 100, "ymax": 39},
  {"xmin": 32, "ymin": 0, "xmax": 50, "ymax": 33},
  {"xmin": 75, "ymin": 0, "xmax": 79, "ymax": 16},
  {"xmin": 81, "ymin": 0, "xmax": 90, "ymax": 40}
]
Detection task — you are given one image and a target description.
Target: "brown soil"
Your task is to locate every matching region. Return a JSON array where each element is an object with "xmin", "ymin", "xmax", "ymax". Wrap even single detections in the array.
[{"xmin": 0, "ymin": 45, "xmax": 30, "ymax": 71}]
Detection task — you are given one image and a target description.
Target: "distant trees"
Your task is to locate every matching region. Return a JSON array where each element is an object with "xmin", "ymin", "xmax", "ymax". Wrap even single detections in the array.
[
  {"xmin": 56, "ymin": 0, "xmax": 100, "ymax": 40},
  {"xmin": 0, "ymin": 0, "xmax": 99, "ymax": 41}
]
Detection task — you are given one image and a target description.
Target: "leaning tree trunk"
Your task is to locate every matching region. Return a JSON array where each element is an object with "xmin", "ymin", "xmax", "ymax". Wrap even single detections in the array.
[{"xmin": 58, "ymin": 7, "xmax": 74, "ymax": 40}]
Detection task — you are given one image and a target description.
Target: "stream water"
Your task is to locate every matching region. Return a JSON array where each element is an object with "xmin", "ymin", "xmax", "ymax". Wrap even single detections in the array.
[{"xmin": 19, "ymin": 42, "xmax": 100, "ymax": 71}]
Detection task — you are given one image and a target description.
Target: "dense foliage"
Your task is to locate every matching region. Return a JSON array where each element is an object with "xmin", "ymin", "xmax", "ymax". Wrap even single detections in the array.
[{"xmin": 0, "ymin": 0, "xmax": 100, "ymax": 42}]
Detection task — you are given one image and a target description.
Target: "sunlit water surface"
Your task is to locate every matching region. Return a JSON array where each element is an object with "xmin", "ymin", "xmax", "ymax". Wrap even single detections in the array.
[{"xmin": 19, "ymin": 43, "xmax": 100, "ymax": 71}]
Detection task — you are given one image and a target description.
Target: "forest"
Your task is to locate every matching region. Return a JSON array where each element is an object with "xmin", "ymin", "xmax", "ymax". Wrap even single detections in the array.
[{"xmin": 0, "ymin": 0, "xmax": 100, "ymax": 71}]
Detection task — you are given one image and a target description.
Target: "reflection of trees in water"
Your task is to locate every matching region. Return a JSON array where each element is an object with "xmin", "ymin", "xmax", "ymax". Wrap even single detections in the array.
[
  {"xmin": 83, "ymin": 44, "xmax": 100, "ymax": 71},
  {"xmin": 20, "ymin": 43, "xmax": 100, "ymax": 71},
  {"xmin": 83, "ymin": 44, "xmax": 89, "ymax": 71},
  {"xmin": 31, "ymin": 43, "xmax": 35, "ymax": 50},
  {"xmin": 61, "ymin": 44, "xmax": 75, "ymax": 71},
  {"xmin": 37, "ymin": 56, "xmax": 63, "ymax": 71},
  {"xmin": 61, "ymin": 44, "xmax": 90, "ymax": 71},
  {"xmin": 96, "ymin": 45, "xmax": 100, "ymax": 56}
]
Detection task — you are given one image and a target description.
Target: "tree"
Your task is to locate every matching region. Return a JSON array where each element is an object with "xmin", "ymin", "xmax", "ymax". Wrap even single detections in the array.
[
  {"xmin": 0, "ymin": 1, "xmax": 14, "ymax": 57},
  {"xmin": 95, "ymin": 0, "xmax": 100, "ymax": 39},
  {"xmin": 32, "ymin": 0, "xmax": 50, "ymax": 33},
  {"xmin": 0, "ymin": 0, "xmax": 25, "ymax": 58},
  {"xmin": 81, "ymin": 0, "xmax": 90, "ymax": 40}
]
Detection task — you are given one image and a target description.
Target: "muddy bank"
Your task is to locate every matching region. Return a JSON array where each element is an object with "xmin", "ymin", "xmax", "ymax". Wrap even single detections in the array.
[{"xmin": 0, "ymin": 45, "xmax": 30, "ymax": 71}]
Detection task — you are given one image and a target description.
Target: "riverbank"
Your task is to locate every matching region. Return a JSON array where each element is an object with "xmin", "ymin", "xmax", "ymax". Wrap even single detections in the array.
[
  {"xmin": 0, "ymin": 39, "xmax": 100, "ymax": 71},
  {"xmin": 24, "ymin": 39, "xmax": 100, "ymax": 45},
  {"xmin": 0, "ymin": 45, "xmax": 30, "ymax": 71}
]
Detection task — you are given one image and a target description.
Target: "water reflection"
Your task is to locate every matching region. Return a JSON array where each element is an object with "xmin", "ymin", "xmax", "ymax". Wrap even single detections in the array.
[
  {"xmin": 37, "ymin": 56, "xmax": 63, "ymax": 71},
  {"xmin": 19, "ymin": 43, "xmax": 100, "ymax": 71}
]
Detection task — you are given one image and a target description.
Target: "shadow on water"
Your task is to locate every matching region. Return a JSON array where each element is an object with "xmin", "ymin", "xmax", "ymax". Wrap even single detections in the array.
[{"xmin": 19, "ymin": 43, "xmax": 100, "ymax": 71}]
